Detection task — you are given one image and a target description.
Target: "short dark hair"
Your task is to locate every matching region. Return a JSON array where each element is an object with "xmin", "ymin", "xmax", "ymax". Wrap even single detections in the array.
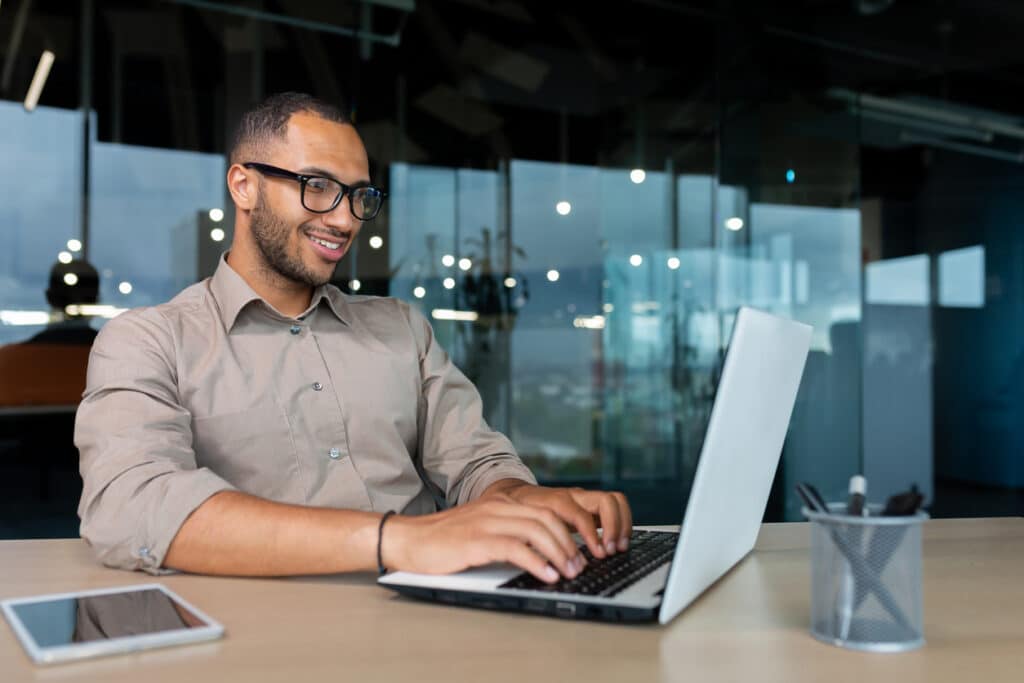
[{"xmin": 229, "ymin": 92, "xmax": 351, "ymax": 164}]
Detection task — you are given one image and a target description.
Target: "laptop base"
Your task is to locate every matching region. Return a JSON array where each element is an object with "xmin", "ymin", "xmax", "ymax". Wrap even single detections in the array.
[{"xmin": 389, "ymin": 584, "xmax": 660, "ymax": 623}]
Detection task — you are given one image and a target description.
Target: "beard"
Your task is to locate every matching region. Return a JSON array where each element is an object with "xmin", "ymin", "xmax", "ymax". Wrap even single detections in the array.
[{"xmin": 249, "ymin": 191, "xmax": 335, "ymax": 288}]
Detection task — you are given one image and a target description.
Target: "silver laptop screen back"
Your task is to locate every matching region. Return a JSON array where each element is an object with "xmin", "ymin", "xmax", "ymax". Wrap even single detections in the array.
[{"xmin": 659, "ymin": 307, "xmax": 812, "ymax": 624}]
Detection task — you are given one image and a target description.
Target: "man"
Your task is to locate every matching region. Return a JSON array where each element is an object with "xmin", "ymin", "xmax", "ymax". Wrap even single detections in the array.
[{"xmin": 76, "ymin": 92, "xmax": 632, "ymax": 584}]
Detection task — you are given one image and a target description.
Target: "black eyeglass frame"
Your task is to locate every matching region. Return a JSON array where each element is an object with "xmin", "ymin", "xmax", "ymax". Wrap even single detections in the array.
[{"xmin": 242, "ymin": 161, "xmax": 388, "ymax": 220}]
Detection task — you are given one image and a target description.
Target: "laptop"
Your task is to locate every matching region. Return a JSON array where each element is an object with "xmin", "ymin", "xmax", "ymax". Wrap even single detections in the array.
[{"xmin": 379, "ymin": 306, "xmax": 812, "ymax": 624}]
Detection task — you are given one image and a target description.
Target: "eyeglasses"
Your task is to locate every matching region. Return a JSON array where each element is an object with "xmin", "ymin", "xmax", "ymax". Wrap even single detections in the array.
[{"xmin": 242, "ymin": 162, "xmax": 388, "ymax": 221}]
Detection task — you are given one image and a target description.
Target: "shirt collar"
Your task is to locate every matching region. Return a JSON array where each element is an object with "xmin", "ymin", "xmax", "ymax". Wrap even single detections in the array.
[{"xmin": 210, "ymin": 253, "xmax": 350, "ymax": 331}]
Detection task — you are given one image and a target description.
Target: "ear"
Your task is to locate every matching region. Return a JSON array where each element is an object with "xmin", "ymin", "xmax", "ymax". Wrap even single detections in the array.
[{"xmin": 227, "ymin": 164, "xmax": 257, "ymax": 211}]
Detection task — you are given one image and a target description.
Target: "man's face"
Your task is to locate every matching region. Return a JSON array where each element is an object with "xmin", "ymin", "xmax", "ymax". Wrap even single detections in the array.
[{"xmin": 248, "ymin": 112, "xmax": 370, "ymax": 288}]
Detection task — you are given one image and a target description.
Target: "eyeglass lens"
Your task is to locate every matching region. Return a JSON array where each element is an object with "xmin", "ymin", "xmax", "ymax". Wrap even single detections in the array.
[{"xmin": 303, "ymin": 177, "xmax": 383, "ymax": 219}]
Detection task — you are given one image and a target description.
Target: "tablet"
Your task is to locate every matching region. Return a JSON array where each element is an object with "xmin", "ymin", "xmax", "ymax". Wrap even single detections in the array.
[{"xmin": 1, "ymin": 583, "xmax": 225, "ymax": 665}]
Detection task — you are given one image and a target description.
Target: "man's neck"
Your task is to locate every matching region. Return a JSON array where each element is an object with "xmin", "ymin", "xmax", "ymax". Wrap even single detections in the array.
[{"xmin": 225, "ymin": 248, "xmax": 314, "ymax": 319}]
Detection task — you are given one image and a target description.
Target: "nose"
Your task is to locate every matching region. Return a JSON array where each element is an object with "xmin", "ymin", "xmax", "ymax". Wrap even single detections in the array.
[{"xmin": 319, "ymin": 193, "xmax": 359, "ymax": 234}]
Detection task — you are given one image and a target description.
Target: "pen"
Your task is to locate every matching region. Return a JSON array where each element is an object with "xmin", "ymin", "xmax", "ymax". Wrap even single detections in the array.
[
  {"xmin": 839, "ymin": 475, "xmax": 867, "ymax": 639},
  {"xmin": 846, "ymin": 475, "xmax": 866, "ymax": 517},
  {"xmin": 854, "ymin": 484, "xmax": 925, "ymax": 612}
]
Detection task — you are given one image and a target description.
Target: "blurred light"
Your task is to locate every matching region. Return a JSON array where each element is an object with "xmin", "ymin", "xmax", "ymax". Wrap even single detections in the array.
[
  {"xmin": 629, "ymin": 254, "xmax": 643, "ymax": 267},
  {"xmin": 443, "ymin": 277, "xmax": 456, "ymax": 290},
  {"xmin": 65, "ymin": 304, "xmax": 126, "ymax": 318},
  {"xmin": 210, "ymin": 228, "xmax": 226, "ymax": 242},
  {"xmin": 573, "ymin": 315, "xmax": 606, "ymax": 330},
  {"xmin": 118, "ymin": 281, "xmax": 133, "ymax": 295},
  {"xmin": 349, "ymin": 279, "xmax": 361, "ymax": 291},
  {"xmin": 208, "ymin": 208, "xmax": 224, "ymax": 222},
  {"xmin": 441, "ymin": 254, "xmax": 455, "ymax": 267},
  {"xmin": 67, "ymin": 239, "xmax": 82, "ymax": 252},
  {"xmin": 432, "ymin": 309, "xmax": 478, "ymax": 322},
  {"xmin": 632, "ymin": 301, "xmax": 661, "ymax": 314},
  {"xmin": 413, "ymin": 286, "xmax": 426, "ymax": 299},
  {"xmin": 725, "ymin": 217, "xmax": 744, "ymax": 231},
  {"xmin": 57, "ymin": 251, "xmax": 72, "ymax": 264},
  {"xmin": 504, "ymin": 277, "xmax": 517, "ymax": 288},
  {"xmin": 458, "ymin": 257, "xmax": 472, "ymax": 271},
  {"xmin": 23, "ymin": 50, "xmax": 55, "ymax": 112},
  {"xmin": 0, "ymin": 310, "xmax": 51, "ymax": 326},
  {"xmin": 63, "ymin": 273, "xmax": 78, "ymax": 286},
  {"xmin": 555, "ymin": 201, "xmax": 572, "ymax": 216},
  {"xmin": 368, "ymin": 235, "xmax": 384, "ymax": 249},
  {"xmin": 786, "ymin": 169, "xmax": 796, "ymax": 183},
  {"xmin": 546, "ymin": 269, "xmax": 560, "ymax": 282},
  {"xmin": 630, "ymin": 168, "xmax": 646, "ymax": 184},
  {"xmin": 667, "ymin": 256, "xmax": 681, "ymax": 270},
  {"xmin": 603, "ymin": 303, "xmax": 614, "ymax": 313}
]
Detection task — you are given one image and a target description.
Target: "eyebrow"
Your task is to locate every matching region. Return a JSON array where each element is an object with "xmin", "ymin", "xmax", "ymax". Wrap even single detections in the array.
[{"xmin": 297, "ymin": 165, "xmax": 371, "ymax": 187}]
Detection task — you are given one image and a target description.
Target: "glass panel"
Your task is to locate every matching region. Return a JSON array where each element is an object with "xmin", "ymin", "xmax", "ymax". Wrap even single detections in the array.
[{"xmin": 0, "ymin": 102, "xmax": 84, "ymax": 346}]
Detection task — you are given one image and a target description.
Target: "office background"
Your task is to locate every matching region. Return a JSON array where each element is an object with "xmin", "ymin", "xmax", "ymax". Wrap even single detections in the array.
[{"xmin": 2, "ymin": 0, "xmax": 1022, "ymax": 539}]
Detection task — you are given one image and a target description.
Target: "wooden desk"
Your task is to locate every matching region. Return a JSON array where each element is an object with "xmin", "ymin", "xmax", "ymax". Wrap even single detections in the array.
[{"xmin": 1, "ymin": 518, "xmax": 1022, "ymax": 682}]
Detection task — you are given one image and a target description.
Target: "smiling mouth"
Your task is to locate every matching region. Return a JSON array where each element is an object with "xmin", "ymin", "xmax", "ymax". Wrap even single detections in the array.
[{"xmin": 304, "ymin": 230, "xmax": 350, "ymax": 253}]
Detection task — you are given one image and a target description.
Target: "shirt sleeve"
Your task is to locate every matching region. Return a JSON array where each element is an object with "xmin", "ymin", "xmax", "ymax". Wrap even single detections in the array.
[
  {"xmin": 75, "ymin": 309, "xmax": 235, "ymax": 574},
  {"xmin": 402, "ymin": 302, "xmax": 537, "ymax": 506}
]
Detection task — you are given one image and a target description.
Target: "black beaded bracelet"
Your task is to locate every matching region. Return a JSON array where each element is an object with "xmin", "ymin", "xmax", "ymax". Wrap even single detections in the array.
[{"xmin": 377, "ymin": 510, "xmax": 396, "ymax": 576}]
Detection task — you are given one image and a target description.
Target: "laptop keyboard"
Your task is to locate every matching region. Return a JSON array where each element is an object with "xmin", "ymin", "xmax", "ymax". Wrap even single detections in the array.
[{"xmin": 500, "ymin": 529, "xmax": 678, "ymax": 597}]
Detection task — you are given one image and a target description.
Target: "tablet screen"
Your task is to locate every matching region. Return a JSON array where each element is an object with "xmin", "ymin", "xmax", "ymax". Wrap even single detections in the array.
[{"xmin": 9, "ymin": 587, "xmax": 206, "ymax": 648}]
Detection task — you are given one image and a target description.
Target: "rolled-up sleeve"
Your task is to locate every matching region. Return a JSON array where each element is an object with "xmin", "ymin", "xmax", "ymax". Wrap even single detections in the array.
[
  {"xmin": 403, "ymin": 303, "xmax": 537, "ymax": 506},
  {"xmin": 75, "ymin": 309, "xmax": 235, "ymax": 574}
]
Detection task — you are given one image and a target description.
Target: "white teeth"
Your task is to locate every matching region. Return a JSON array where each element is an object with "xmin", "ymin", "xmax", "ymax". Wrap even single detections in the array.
[{"xmin": 310, "ymin": 235, "xmax": 341, "ymax": 250}]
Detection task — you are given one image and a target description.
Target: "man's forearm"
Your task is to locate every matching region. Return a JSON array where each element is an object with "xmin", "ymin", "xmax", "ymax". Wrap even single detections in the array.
[{"xmin": 164, "ymin": 491, "xmax": 383, "ymax": 576}]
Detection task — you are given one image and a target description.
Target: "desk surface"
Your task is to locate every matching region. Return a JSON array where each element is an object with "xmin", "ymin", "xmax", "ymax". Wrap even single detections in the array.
[{"xmin": 1, "ymin": 518, "xmax": 1022, "ymax": 682}]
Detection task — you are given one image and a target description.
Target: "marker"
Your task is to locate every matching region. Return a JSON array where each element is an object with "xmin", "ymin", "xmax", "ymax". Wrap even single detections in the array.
[{"xmin": 847, "ymin": 475, "xmax": 867, "ymax": 516}]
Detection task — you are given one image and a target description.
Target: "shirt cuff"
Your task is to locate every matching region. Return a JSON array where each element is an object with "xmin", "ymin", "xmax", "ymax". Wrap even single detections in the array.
[{"xmin": 458, "ymin": 460, "xmax": 538, "ymax": 505}]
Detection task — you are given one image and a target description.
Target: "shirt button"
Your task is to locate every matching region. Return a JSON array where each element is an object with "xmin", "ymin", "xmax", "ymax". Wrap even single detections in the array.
[
  {"xmin": 313, "ymin": 382, "xmax": 323, "ymax": 391},
  {"xmin": 289, "ymin": 325, "xmax": 301, "ymax": 335},
  {"xmin": 139, "ymin": 546, "xmax": 150, "ymax": 558},
  {"xmin": 329, "ymin": 448, "xmax": 341, "ymax": 460}
]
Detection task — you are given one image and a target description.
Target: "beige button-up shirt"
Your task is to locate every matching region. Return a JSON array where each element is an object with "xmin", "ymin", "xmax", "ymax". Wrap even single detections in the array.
[{"xmin": 75, "ymin": 256, "xmax": 536, "ymax": 574}]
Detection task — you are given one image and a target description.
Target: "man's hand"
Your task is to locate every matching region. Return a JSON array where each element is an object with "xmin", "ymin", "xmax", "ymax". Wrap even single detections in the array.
[
  {"xmin": 380, "ymin": 495, "xmax": 592, "ymax": 584},
  {"xmin": 487, "ymin": 481, "xmax": 633, "ymax": 561}
]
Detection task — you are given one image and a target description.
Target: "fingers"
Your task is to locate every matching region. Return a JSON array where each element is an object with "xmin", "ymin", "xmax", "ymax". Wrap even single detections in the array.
[
  {"xmin": 595, "ymin": 494, "xmax": 621, "ymax": 554},
  {"xmin": 528, "ymin": 492, "xmax": 606, "ymax": 560},
  {"xmin": 490, "ymin": 537, "xmax": 559, "ymax": 584},
  {"xmin": 484, "ymin": 514, "xmax": 581, "ymax": 579},
  {"xmin": 573, "ymin": 490, "xmax": 633, "ymax": 555},
  {"xmin": 613, "ymin": 491, "xmax": 633, "ymax": 549},
  {"xmin": 497, "ymin": 503, "xmax": 582, "ymax": 567}
]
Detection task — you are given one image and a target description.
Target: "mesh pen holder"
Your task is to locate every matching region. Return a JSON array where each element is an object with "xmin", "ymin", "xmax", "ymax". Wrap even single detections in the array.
[{"xmin": 804, "ymin": 504, "xmax": 928, "ymax": 652}]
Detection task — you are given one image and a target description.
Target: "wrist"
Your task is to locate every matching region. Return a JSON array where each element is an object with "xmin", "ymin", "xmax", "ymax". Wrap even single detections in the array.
[
  {"xmin": 482, "ymin": 479, "xmax": 534, "ymax": 501},
  {"xmin": 379, "ymin": 513, "xmax": 414, "ymax": 572}
]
